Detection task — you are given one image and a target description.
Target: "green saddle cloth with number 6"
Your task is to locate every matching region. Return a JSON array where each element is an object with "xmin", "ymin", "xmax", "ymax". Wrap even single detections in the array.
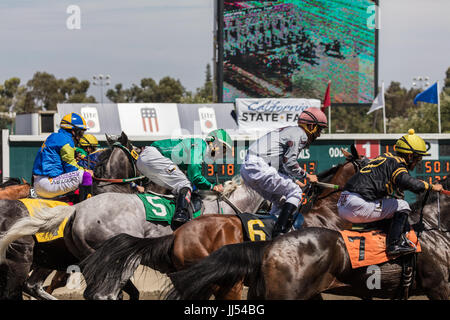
[{"xmin": 137, "ymin": 193, "xmax": 202, "ymax": 224}]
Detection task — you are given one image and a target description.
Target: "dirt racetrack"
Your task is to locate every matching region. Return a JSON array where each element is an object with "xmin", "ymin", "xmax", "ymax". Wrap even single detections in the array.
[{"xmin": 24, "ymin": 266, "xmax": 428, "ymax": 300}]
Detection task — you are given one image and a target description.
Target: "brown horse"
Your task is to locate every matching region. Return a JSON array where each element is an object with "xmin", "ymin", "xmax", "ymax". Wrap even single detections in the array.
[
  {"xmin": 0, "ymin": 178, "xmax": 31, "ymax": 200},
  {"xmin": 167, "ymin": 178, "xmax": 450, "ymax": 300},
  {"xmin": 80, "ymin": 148, "xmax": 364, "ymax": 300}
]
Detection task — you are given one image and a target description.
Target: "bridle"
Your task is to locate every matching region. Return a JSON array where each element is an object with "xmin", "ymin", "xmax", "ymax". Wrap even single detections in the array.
[{"xmin": 93, "ymin": 142, "xmax": 145, "ymax": 185}]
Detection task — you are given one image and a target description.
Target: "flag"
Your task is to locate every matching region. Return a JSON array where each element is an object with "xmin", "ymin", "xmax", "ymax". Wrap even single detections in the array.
[
  {"xmin": 321, "ymin": 81, "xmax": 331, "ymax": 112},
  {"xmin": 414, "ymin": 82, "xmax": 438, "ymax": 105},
  {"xmin": 367, "ymin": 82, "xmax": 385, "ymax": 114}
]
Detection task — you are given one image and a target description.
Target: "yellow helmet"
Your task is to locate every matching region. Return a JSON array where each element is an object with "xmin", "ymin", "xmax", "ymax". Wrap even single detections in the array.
[
  {"xmin": 79, "ymin": 134, "xmax": 99, "ymax": 147},
  {"xmin": 395, "ymin": 129, "xmax": 430, "ymax": 156}
]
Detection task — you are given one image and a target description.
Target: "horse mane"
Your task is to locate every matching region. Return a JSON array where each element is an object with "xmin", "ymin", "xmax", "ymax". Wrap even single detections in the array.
[
  {"xmin": 222, "ymin": 175, "xmax": 242, "ymax": 197},
  {"xmin": 94, "ymin": 147, "xmax": 114, "ymax": 178},
  {"xmin": 0, "ymin": 178, "xmax": 22, "ymax": 188}
]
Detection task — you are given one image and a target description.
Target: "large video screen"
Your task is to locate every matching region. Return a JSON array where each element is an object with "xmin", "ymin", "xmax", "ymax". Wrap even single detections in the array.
[{"xmin": 219, "ymin": 0, "xmax": 377, "ymax": 104}]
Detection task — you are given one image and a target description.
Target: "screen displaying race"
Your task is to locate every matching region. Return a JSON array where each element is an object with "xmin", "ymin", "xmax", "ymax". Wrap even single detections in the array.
[{"xmin": 220, "ymin": 0, "xmax": 377, "ymax": 104}]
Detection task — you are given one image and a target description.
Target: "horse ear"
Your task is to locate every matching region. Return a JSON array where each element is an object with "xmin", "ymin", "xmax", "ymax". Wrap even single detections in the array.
[
  {"xmin": 105, "ymin": 134, "xmax": 114, "ymax": 146},
  {"xmin": 120, "ymin": 131, "xmax": 132, "ymax": 149},
  {"xmin": 21, "ymin": 178, "xmax": 28, "ymax": 185},
  {"xmin": 341, "ymin": 148, "xmax": 352, "ymax": 159},
  {"xmin": 119, "ymin": 131, "xmax": 128, "ymax": 143},
  {"xmin": 351, "ymin": 144, "xmax": 359, "ymax": 159}
]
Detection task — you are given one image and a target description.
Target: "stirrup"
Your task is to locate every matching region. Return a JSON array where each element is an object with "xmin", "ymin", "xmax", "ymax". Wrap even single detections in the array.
[{"xmin": 386, "ymin": 241, "xmax": 416, "ymax": 256}]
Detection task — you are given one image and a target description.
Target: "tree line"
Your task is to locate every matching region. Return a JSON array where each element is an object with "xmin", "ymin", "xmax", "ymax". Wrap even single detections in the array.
[{"xmin": 1, "ymin": 65, "xmax": 449, "ymax": 133}]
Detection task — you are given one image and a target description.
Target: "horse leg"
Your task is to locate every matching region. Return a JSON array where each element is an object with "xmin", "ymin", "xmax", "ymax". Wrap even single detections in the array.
[
  {"xmin": 46, "ymin": 270, "xmax": 69, "ymax": 294},
  {"xmin": 122, "ymin": 280, "xmax": 140, "ymax": 300},
  {"xmin": 416, "ymin": 251, "xmax": 450, "ymax": 300},
  {"xmin": 23, "ymin": 268, "xmax": 58, "ymax": 300},
  {"xmin": 215, "ymin": 281, "xmax": 245, "ymax": 300}
]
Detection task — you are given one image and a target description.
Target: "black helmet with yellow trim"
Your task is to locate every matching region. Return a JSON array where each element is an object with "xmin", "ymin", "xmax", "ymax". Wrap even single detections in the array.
[{"xmin": 395, "ymin": 129, "xmax": 430, "ymax": 157}]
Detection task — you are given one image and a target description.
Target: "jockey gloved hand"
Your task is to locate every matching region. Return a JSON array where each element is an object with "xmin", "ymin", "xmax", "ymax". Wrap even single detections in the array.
[
  {"xmin": 306, "ymin": 173, "xmax": 318, "ymax": 184},
  {"xmin": 432, "ymin": 183, "xmax": 443, "ymax": 192},
  {"xmin": 213, "ymin": 184, "xmax": 224, "ymax": 193}
]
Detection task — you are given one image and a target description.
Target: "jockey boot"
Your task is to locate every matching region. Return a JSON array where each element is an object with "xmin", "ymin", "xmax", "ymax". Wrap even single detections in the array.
[
  {"xmin": 272, "ymin": 202, "xmax": 298, "ymax": 238},
  {"xmin": 386, "ymin": 210, "xmax": 416, "ymax": 256},
  {"xmin": 172, "ymin": 187, "xmax": 192, "ymax": 229}
]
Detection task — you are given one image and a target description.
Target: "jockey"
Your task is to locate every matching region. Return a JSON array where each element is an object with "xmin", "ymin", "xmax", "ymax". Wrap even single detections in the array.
[
  {"xmin": 337, "ymin": 129, "xmax": 443, "ymax": 256},
  {"xmin": 76, "ymin": 134, "xmax": 103, "ymax": 171},
  {"xmin": 136, "ymin": 129, "xmax": 234, "ymax": 228},
  {"xmin": 32, "ymin": 113, "xmax": 94, "ymax": 202},
  {"xmin": 240, "ymin": 107, "xmax": 328, "ymax": 238}
]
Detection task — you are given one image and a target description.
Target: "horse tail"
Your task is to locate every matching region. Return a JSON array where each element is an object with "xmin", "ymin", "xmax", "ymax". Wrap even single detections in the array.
[
  {"xmin": 167, "ymin": 240, "xmax": 270, "ymax": 300},
  {"xmin": 0, "ymin": 205, "xmax": 75, "ymax": 264},
  {"xmin": 81, "ymin": 233, "xmax": 175, "ymax": 298}
]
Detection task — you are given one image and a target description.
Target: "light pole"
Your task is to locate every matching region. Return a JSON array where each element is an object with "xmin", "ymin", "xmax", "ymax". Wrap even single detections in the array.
[
  {"xmin": 412, "ymin": 76, "xmax": 430, "ymax": 89},
  {"xmin": 92, "ymin": 74, "xmax": 111, "ymax": 105}
]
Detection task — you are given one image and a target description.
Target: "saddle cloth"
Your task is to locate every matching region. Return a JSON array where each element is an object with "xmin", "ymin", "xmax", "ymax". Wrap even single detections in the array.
[
  {"xmin": 237, "ymin": 213, "xmax": 276, "ymax": 242},
  {"xmin": 19, "ymin": 198, "xmax": 70, "ymax": 243},
  {"xmin": 339, "ymin": 228, "xmax": 421, "ymax": 269},
  {"xmin": 137, "ymin": 193, "xmax": 201, "ymax": 224}
]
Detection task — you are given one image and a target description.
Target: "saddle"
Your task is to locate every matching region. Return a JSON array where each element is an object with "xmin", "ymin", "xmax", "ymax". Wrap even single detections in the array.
[
  {"xmin": 340, "ymin": 219, "xmax": 421, "ymax": 269},
  {"xmin": 340, "ymin": 219, "xmax": 421, "ymax": 300}
]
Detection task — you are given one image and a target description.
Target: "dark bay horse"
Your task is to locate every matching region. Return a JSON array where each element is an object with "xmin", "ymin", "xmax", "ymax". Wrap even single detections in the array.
[
  {"xmin": 79, "ymin": 148, "xmax": 364, "ymax": 300},
  {"xmin": 167, "ymin": 178, "xmax": 450, "ymax": 300}
]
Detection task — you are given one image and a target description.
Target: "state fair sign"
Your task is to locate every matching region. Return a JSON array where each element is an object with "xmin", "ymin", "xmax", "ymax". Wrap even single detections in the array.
[{"xmin": 236, "ymin": 98, "xmax": 321, "ymax": 133}]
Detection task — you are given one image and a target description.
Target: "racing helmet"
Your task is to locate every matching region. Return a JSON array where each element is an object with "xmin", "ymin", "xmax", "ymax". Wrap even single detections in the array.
[
  {"xmin": 79, "ymin": 134, "xmax": 99, "ymax": 148},
  {"xmin": 205, "ymin": 129, "xmax": 233, "ymax": 155},
  {"xmin": 395, "ymin": 129, "xmax": 430, "ymax": 156},
  {"xmin": 298, "ymin": 107, "xmax": 328, "ymax": 128},
  {"xmin": 60, "ymin": 113, "xmax": 88, "ymax": 131}
]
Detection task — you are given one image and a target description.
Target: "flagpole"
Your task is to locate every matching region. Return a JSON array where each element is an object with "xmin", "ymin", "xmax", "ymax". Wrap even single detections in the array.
[
  {"xmin": 382, "ymin": 81, "xmax": 386, "ymax": 133},
  {"xmin": 437, "ymin": 81, "xmax": 441, "ymax": 133},
  {"xmin": 328, "ymin": 105, "xmax": 331, "ymax": 134}
]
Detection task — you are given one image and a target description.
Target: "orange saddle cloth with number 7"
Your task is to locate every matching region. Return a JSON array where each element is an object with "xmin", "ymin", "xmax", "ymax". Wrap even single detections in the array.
[{"xmin": 339, "ymin": 228, "xmax": 421, "ymax": 269}]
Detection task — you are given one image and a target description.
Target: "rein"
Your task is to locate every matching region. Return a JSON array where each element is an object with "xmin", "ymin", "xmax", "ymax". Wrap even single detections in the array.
[
  {"xmin": 315, "ymin": 157, "xmax": 363, "ymax": 201},
  {"xmin": 416, "ymin": 187, "xmax": 450, "ymax": 238}
]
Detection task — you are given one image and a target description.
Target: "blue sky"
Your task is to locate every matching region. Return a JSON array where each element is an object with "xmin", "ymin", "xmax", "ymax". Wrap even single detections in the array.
[{"xmin": 1, "ymin": 0, "xmax": 450, "ymax": 102}]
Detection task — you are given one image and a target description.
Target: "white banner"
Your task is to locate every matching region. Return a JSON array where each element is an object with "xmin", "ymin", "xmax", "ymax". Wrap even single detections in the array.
[
  {"xmin": 80, "ymin": 106, "xmax": 101, "ymax": 133},
  {"xmin": 117, "ymin": 103, "xmax": 181, "ymax": 136},
  {"xmin": 236, "ymin": 98, "xmax": 321, "ymax": 133},
  {"xmin": 198, "ymin": 106, "xmax": 218, "ymax": 134}
]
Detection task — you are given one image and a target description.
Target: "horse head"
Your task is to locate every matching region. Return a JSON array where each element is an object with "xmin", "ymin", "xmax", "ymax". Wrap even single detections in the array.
[{"xmin": 94, "ymin": 132, "xmax": 143, "ymax": 194}]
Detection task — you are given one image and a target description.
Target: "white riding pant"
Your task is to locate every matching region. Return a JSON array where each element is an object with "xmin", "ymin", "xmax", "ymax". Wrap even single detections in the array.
[
  {"xmin": 136, "ymin": 146, "xmax": 192, "ymax": 194},
  {"xmin": 33, "ymin": 170, "xmax": 84, "ymax": 199},
  {"xmin": 240, "ymin": 155, "xmax": 302, "ymax": 216},
  {"xmin": 337, "ymin": 191, "xmax": 411, "ymax": 223}
]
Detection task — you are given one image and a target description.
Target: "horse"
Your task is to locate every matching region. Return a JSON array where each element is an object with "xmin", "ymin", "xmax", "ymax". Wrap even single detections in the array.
[
  {"xmin": 167, "ymin": 178, "xmax": 450, "ymax": 300},
  {"xmin": 0, "ymin": 139, "xmax": 267, "ymax": 300},
  {"xmin": 0, "ymin": 178, "xmax": 31, "ymax": 200},
  {"xmin": 78, "ymin": 147, "xmax": 365, "ymax": 300}
]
